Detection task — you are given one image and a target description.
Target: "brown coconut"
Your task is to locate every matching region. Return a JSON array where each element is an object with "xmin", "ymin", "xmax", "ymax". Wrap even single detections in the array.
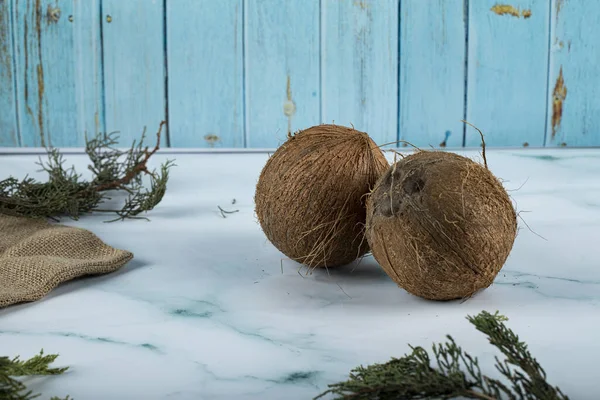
[
  {"xmin": 254, "ymin": 124, "xmax": 389, "ymax": 269},
  {"xmin": 365, "ymin": 150, "xmax": 517, "ymax": 300}
]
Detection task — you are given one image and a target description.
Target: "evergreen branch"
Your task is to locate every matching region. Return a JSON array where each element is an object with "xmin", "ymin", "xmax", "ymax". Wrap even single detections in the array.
[
  {"xmin": 0, "ymin": 122, "xmax": 174, "ymax": 222},
  {"xmin": 315, "ymin": 311, "xmax": 568, "ymax": 400},
  {"xmin": 0, "ymin": 350, "xmax": 69, "ymax": 400},
  {"xmin": 468, "ymin": 311, "xmax": 569, "ymax": 400}
]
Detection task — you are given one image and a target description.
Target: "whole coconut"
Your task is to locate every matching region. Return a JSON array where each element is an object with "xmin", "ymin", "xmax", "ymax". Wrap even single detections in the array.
[
  {"xmin": 255, "ymin": 124, "xmax": 389, "ymax": 269},
  {"xmin": 365, "ymin": 150, "xmax": 517, "ymax": 300}
]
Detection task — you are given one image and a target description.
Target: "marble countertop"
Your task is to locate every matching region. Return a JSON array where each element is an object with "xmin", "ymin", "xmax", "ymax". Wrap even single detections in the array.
[{"xmin": 1, "ymin": 148, "xmax": 599, "ymax": 399}]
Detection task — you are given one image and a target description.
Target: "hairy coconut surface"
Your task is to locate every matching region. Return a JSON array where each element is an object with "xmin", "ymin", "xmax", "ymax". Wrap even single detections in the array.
[
  {"xmin": 254, "ymin": 124, "xmax": 389, "ymax": 269},
  {"xmin": 365, "ymin": 151, "xmax": 517, "ymax": 300}
]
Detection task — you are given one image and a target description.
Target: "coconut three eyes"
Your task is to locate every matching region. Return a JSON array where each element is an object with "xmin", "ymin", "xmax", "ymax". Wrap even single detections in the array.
[
  {"xmin": 254, "ymin": 124, "xmax": 389, "ymax": 269},
  {"xmin": 365, "ymin": 151, "xmax": 517, "ymax": 301}
]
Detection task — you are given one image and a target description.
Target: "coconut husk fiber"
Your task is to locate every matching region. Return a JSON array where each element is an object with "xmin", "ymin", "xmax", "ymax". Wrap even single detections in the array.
[
  {"xmin": 366, "ymin": 150, "xmax": 517, "ymax": 301},
  {"xmin": 255, "ymin": 124, "xmax": 389, "ymax": 269},
  {"xmin": 0, "ymin": 214, "xmax": 133, "ymax": 308}
]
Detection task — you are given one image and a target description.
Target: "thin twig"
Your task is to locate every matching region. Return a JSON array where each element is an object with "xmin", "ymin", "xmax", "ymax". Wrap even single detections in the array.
[
  {"xmin": 377, "ymin": 139, "xmax": 422, "ymax": 151},
  {"xmin": 218, "ymin": 205, "xmax": 239, "ymax": 218},
  {"xmin": 94, "ymin": 121, "xmax": 166, "ymax": 192},
  {"xmin": 461, "ymin": 120, "xmax": 488, "ymax": 170}
]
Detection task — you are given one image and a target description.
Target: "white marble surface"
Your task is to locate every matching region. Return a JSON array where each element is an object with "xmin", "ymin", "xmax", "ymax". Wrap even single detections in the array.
[{"xmin": 1, "ymin": 148, "xmax": 599, "ymax": 399}]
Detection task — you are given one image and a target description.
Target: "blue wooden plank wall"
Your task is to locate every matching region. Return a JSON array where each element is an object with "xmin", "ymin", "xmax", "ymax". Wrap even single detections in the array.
[
  {"xmin": 246, "ymin": 0, "xmax": 321, "ymax": 148},
  {"xmin": 466, "ymin": 0, "xmax": 550, "ymax": 148},
  {"xmin": 1, "ymin": 0, "xmax": 599, "ymax": 149},
  {"xmin": 103, "ymin": 0, "xmax": 167, "ymax": 146},
  {"xmin": 167, "ymin": 0, "xmax": 244, "ymax": 148},
  {"xmin": 0, "ymin": 0, "xmax": 18, "ymax": 146},
  {"xmin": 546, "ymin": 0, "xmax": 600, "ymax": 147},
  {"xmin": 399, "ymin": 0, "xmax": 465, "ymax": 148},
  {"xmin": 10, "ymin": 0, "xmax": 103, "ymax": 147},
  {"xmin": 322, "ymin": 0, "xmax": 398, "ymax": 145}
]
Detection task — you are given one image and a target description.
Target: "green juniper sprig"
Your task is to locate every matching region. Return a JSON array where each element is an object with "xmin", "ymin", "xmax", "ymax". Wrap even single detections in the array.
[
  {"xmin": 315, "ymin": 311, "xmax": 568, "ymax": 400},
  {"xmin": 0, "ymin": 121, "xmax": 175, "ymax": 222},
  {"xmin": 0, "ymin": 350, "xmax": 69, "ymax": 400}
]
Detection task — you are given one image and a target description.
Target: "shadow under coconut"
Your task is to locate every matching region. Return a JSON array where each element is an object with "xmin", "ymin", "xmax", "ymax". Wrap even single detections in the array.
[{"xmin": 309, "ymin": 256, "xmax": 392, "ymax": 284}]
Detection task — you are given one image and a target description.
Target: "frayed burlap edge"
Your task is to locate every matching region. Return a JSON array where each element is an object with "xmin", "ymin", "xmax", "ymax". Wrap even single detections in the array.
[{"xmin": 0, "ymin": 214, "xmax": 134, "ymax": 308}]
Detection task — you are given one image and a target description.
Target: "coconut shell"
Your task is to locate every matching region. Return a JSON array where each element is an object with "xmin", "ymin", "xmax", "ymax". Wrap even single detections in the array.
[
  {"xmin": 365, "ymin": 150, "xmax": 517, "ymax": 300},
  {"xmin": 254, "ymin": 124, "xmax": 389, "ymax": 269}
]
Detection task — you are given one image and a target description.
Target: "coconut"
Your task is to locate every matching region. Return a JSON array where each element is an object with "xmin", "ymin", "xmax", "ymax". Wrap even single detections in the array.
[
  {"xmin": 254, "ymin": 124, "xmax": 389, "ymax": 269},
  {"xmin": 365, "ymin": 150, "xmax": 517, "ymax": 300}
]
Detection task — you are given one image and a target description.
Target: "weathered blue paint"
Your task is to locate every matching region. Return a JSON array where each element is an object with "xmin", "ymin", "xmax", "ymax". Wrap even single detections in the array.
[
  {"xmin": 0, "ymin": 0, "xmax": 19, "ymax": 146},
  {"xmin": 466, "ymin": 0, "xmax": 550, "ymax": 148},
  {"xmin": 245, "ymin": 0, "xmax": 320, "ymax": 148},
  {"xmin": 2, "ymin": 0, "xmax": 600, "ymax": 150},
  {"xmin": 546, "ymin": 0, "xmax": 600, "ymax": 147},
  {"xmin": 321, "ymin": 0, "xmax": 398, "ymax": 146},
  {"xmin": 102, "ymin": 0, "xmax": 166, "ymax": 146},
  {"xmin": 167, "ymin": 0, "xmax": 244, "ymax": 148},
  {"xmin": 13, "ymin": 0, "xmax": 103, "ymax": 147},
  {"xmin": 399, "ymin": 0, "xmax": 466, "ymax": 149},
  {"xmin": 74, "ymin": 0, "xmax": 105, "ymax": 143}
]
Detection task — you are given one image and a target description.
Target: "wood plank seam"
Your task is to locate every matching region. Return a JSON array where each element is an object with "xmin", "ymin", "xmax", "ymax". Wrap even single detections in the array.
[
  {"xmin": 396, "ymin": 0, "xmax": 401, "ymax": 147},
  {"xmin": 162, "ymin": 0, "xmax": 171, "ymax": 147},
  {"xmin": 243, "ymin": 0, "xmax": 249, "ymax": 148},
  {"xmin": 99, "ymin": 0, "xmax": 107, "ymax": 138},
  {"xmin": 462, "ymin": 0, "xmax": 469, "ymax": 147},
  {"xmin": 11, "ymin": 0, "xmax": 22, "ymax": 146},
  {"xmin": 542, "ymin": 0, "xmax": 553, "ymax": 146}
]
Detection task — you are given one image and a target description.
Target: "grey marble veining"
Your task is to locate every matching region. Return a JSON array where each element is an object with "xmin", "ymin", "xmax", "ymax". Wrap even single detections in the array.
[{"xmin": 0, "ymin": 148, "xmax": 599, "ymax": 399}]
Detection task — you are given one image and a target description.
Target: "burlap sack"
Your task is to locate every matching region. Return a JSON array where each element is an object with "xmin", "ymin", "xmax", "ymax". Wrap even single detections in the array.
[{"xmin": 0, "ymin": 214, "xmax": 133, "ymax": 308}]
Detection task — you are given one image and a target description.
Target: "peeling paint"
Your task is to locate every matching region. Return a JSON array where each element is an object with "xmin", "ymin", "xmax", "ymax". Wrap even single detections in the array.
[
  {"xmin": 353, "ymin": 0, "xmax": 369, "ymax": 10},
  {"xmin": 0, "ymin": 6, "xmax": 8, "ymax": 68},
  {"xmin": 35, "ymin": 0, "xmax": 46, "ymax": 147},
  {"xmin": 0, "ymin": 0, "xmax": 19, "ymax": 145},
  {"xmin": 47, "ymin": 4, "xmax": 61, "ymax": 23},
  {"xmin": 283, "ymin": 75, "xmax": 296, "ymax": 136},
  {"xmin": 551, "ymin": 67, "xmax": 567, "ymax": 139},
  {"xmin": 204, "ymin": 133, "xmax": 220, "ymax": 147},
  {"xmin": 439, "ymin": 130, "xmax": 451, "ymax": 147},
  {"xmin": 491, "ymin": 4, "xmax": 520, "ymax": 17},
  {"xmin": 490, "ymin": 4, "xmax": 532, "ymax": 18},
  {"xmin": 556, "ymin": 0, "xmax": 565, "ymax": 18},
  {"xmin": 95, "ymin": 112, "xmax": 100, "ymax": 135},
  {"xmin": 37, "ymin": 63, "xmax": 45, "ymax": 144},
  {"xmin": 23, "ymin": 5, "xmax": 34, "ymax": 121},
  {"xmin": 0, "ymin": 2, "xmax": 12, "ymax": 81}
]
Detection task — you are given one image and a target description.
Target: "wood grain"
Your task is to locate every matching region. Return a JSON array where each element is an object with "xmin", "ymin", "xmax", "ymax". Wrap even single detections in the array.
[
  {"xmin": 399, "ymin": 0, "xmax": 466, "ymax": 149},
  {"xmin": 321, "ymin": 0, "xmax": 398, "ymax": 146},
  {"xmin": 13, "ymin": 0, "xmax": 103, "ymax": 147},
  {"xmin": 546, "ymin": 0, "xmax": 600, "ymax": 147},
  {"xmin": 102, "ymin": 0, "xmax": 166, "ymax": 146},
  {"xmin": 466, "ymin": 0, "xmax": 550, "ymax": 148},
  {"xmin": 0, "ymin": 0, "xmax": 19, "ymax": 146},
  {"xmin": 245, "ymin": 0, "xmax": 320, "ymax": 148},
  {"xmin": 3, "ymin": 1, "xmax": 600, "ymax": 150},
  {"xmin": 167, "ymin": 0, "xmax": 244, "ymax": 148}
]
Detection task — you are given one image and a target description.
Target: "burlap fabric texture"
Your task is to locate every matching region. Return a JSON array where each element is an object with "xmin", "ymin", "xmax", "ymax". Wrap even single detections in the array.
[{"xmin": 0, "ymin": 214, "xmax": 133, "ymax": 308}]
